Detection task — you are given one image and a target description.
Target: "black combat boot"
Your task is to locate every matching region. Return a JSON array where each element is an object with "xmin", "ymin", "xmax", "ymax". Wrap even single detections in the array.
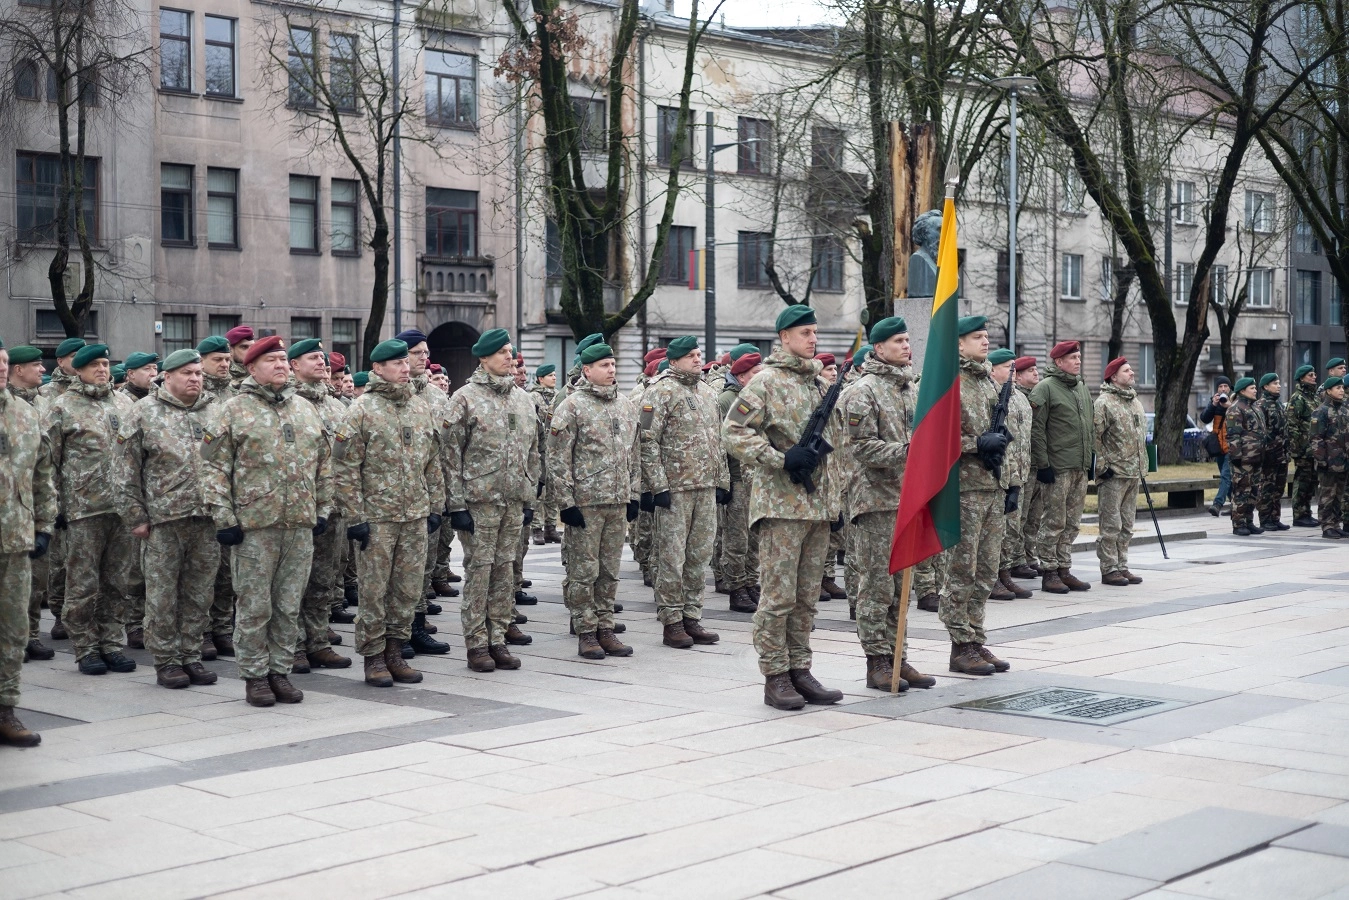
[{"xmin": 410, "ymin": 613, "xmax": 450, "ymax": 654}]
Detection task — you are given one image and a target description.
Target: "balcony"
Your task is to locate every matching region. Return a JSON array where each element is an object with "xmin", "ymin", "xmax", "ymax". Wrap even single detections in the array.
[{"xmin": 419, "ymin": 257, "xmax": 496, "ymax": 304}]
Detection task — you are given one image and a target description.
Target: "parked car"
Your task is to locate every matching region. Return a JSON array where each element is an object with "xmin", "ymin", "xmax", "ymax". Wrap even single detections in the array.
[{"xmin": 1145, "ymin": 413, "xmax": 1206, "ymax": 461}]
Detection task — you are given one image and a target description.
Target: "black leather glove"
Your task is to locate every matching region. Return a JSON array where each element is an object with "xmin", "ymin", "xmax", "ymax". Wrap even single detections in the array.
[
  {"xmin": 976, "ymin": 430, "xmax": 1011, "ymax": 460},
  {"xmin": 449, "ymin": 510, "xmax": 474, "ymax": 533},
  {"xmin": 30, "ymin": 532, "xmax": 50, "ymax": 560},
  {"xmin": 560, "ymin": 506, "xmax": 586, "ymax": 528},
  {"xmin": 1037, "ymin": 467, "xmax": 1056, "ymax": 485},
  {"xmin": 1004, "ymin": 486, "xmax": 1021, "ymax": 514},
  {"xmin": 653, "ymin": 490, "xmax": 672, "ymax": 509},
  {"xmin": 639, "ymin": 491, "xmax": 655, "ymax": 512},
  {"xmin": 426, "ymin": 513, "xmax": 442, "ymax": 533},
  {"xmin": 312, "ymin": 516, "xmax": 328, "ymax": 537},
  {"xmin": 626, "ymin": 500, "xmax": 640, "ymax": 522},
  {"xmin": 346, "ymin": 522, "xmax": 371, "ymax": 550},
  {"xmin": 783, "ymin": 445, "xmax": 820, "ymax": 476},
  {"xmin": 55, "ymin": 514, "xmax": 67, "ymax": 531},
  {"xmin": 216, "ymin": 524, "xmax": 244, "ymax": 546},
  {"xmin": 1097, "ymin": 467, "xmax": 1115, "ymax": 483},
  {"xmin": 522, "ymin": 508, "xmax": 534, "ymax": 526},
  {"xmin": 830, "ymin": 513, "xmax": 844, "ymax": 532},
  {"xmin": 716, "ymin": 487, "xmax": 732, "ymax": 505}
]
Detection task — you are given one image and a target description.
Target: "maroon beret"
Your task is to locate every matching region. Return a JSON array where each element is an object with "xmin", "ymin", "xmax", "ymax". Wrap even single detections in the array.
[
  {"xmin": 643, "ymin": 359, "xmax": 660, "ymax": 377},
  {"xmin": 644, "ymin": 348, "xmax": 668, "ymax": 364},
  {"xmin": 815, "ymin": 353, "xmax": 837, "ymax": 368},
  {"xmin": 730, "ymin": 353, "xmax": 762, "ymax": 376},
  {"xmin": 428, "ymin": 362, "xmax": 443, "ymax": 374},
  {"xmin": 243, "ymin": 335, "xmax": 285, "ymax": 366},
  {"xmin": 328, "ymin": 352, "xmax": 346, "ymax": 372},
  {"xmin": 1014, "ymin": 356, "xmax": 1037, "ymax": 372},
  {"xmin": 225, "ymin": 325, "xmax": 255, "ymax": 346},
  {"xmin": 1050, "ymin": 340, "xmax": 1080, "ymax": 359},
  {"xmin": 1104, "ymin": 357, "xmax": 1128, "ymax": 382}
]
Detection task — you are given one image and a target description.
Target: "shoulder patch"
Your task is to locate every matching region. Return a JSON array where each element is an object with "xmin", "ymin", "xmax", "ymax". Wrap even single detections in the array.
[
  {"xmin": 640, "ymin": 403, "xmax": 654, "ymax": 430},
  {"xmin": 200, "ymin": 429, "xmax": 221, "ymax": 459},
  {"xmin": 727, "ymin": 400, "xmax": 754, "ymax": 425},
  {"xmin": 332, "ymin": 431, "xmax": 350, "ymax": 460}
]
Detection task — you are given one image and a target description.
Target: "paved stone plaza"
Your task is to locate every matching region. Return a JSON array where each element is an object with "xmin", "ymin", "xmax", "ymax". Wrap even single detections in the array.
[{"xmin": 3, "ymin": 512, "xmax": 1349, "ymax": 900}]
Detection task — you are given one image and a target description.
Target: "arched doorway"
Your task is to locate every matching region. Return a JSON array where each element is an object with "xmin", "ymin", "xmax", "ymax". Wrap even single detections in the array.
[{"xmin": 429, "ymin": 321, "xmax": 480, "ymax": 392}]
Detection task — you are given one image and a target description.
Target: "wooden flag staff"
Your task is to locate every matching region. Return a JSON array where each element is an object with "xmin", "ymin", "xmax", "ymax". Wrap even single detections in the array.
[{"xmin": 890, "ymin": 566, "xmax": 913, "ymax": 693}]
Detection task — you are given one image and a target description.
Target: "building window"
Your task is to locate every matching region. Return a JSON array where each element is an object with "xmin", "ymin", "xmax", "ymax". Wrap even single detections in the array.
[
  {"xmin": 15, "ymin": 60, "xmax": 39, "ymax": 100},
  {"xmin": 77, "ymin": 69, "xmax": 99, "ymax": 107},
  {"xmin": 660, "ymin": 226, "xmax": 695, "ymax": 284},
  {"xmin": 425, "ymin": 188, "xmax": 477, "ymax": 257},
  {"xmin": 811, "ymin": 127, "xmax": 845, "ymax": 170},
  {"xmin": 289, "ymin": 175, "xmax": 319, "ymax": 252},
  {"xmin": 290, "ymin": 317, "xmax": 320, "ymax": 340},
  {"xmin": 1245, "ymin": 190, "xmax": 1275, "ymax": 232},
  {"xmin": 329, "ymin": 33, "xmax": 358, "ymax": 112},
  {"xmin": 737, "ymin": 117, "xmax": 772, "ymax": 174},
  {"xmin": 1174, "ymin": 180, "xmax": 1196, "ymax": 224},
  {"xmin": 997, "ymin": 249, "xmax": 1024, "ymax": 303},
  {"xmin": 1138, "ymin": 343, "xmax": 1156, "ymax": 386},
  {"xmin": 811, "ymin": 236, "xmax": 845, "ymax": 293},
  {"xmin": 44, "ymin": 65, "xmax": 58, "ymax": 102},
  {"xmin": 1296, "ymin": 341, "xmax": 1319, "ymax": 371},
  {"xmin": 204, "ymin": 15, "xmax": 236, "ymax": 97},
  {"xmin": 16, "ymin": 152, "xmax": 98, "ymax": 243},
  {"xmin": 160, "ymin": 8, "xmax": 191, "ymax": 92},
  {"xmin": 1295, "ymin": 269, "xmax": 1321, "ymax": 325},
  {"xmin": 656, "ymin": 105, "xmax": 694, "ymax": 167},
  {"xmin": 738, "ymin": 231, "xmax": 771, "ymax": 287},
  {"xmin": 1248, "ymin": 268, "xmax": 1273, "ymax": 308},
  {"xmin": 206, "ymin": 167, "xmax": 238, "ymax": 248},
  {"xmin": 37, "ymin": 309, "xmax": 97, "ymax": 336},
  {"xmin": 287, "ymin": 27, "xmax": 316, "ymax": 108},
  {"xmin": 426, "ymin": 49, "xmax": 475, "ymax": 128},
  {"xmin": 1173, "ymin": 261, "xmax": 1194, "ymax": 305},
  {"xmin": 330, "ymin": 178, "xmax": 359, "ymax": 255},
  {"xmin": 1061, "ymin": 168, "xmax": 1084, "ymax": 213},
  {"xmin": 570, "ymin": 97, "xmax": 605, "ymax": 152},
  {"xmin": 161, "ymin": 314, "xmax": 195, "ymax": 353},
  {"xmin": 1061, "ymin": 253, "xmax": 1083, "ymax": 300},
  {"xmin": 1209, "ymin": 265, "xmax": 1227, "ymax": 306},
  {"xmin": 208, "ymin": 314, "xmax": 239, "ymax": 336},
  {"xmin": 545, "ymin": 218, "xmax": 562, "ymax": 280},
  {"xmin": 332, "ymin": 318, "xmax": 359, "ymax": 362},
  {"xmin": 1099, "ymin": 256, "xmax": 1115, "ymax": 302},
  {"xmin": 160, "ymin": 163, "xmax": 193, "ymax": 246},
  {"xmin": 1294, "ymin": 211, "xmax": 1321, "ymax": 255},
  {"xmin": 1333, "ymin": 282, "xmax": 1343, "ymax": 327}
]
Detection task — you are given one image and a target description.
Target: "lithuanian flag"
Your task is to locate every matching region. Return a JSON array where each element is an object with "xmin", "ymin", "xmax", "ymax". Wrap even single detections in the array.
[{"xmin": 889, "ymin": 190, "xmax": 962, "ymax": 573}]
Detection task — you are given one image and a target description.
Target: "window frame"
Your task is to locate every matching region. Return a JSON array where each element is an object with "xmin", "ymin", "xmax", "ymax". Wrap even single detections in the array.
[
  {"xmin": 737, "ymin": 117, "xmax": 772, "ymax": 174},
  {"xmin": 330, "ymin": 178, "xmax": 360, "ymax": 256},
  {"xmin": 1174, "ymin": 179, "xmax": 1196, "ymax": 224},
  {"xmin": 161, "ymin": 313, "xmax": 196, "ymax": 353},
  {"xmin": 159, "ymin": 8, "xmax": 192, "ymax": 93},
  {"xmin": 290, "ymin": 316, "xmax": 321, "ymax": 341},
  {"xmin": 1173, "ymin": 261, "xmax": 1194, "ymax": 305},
  {"xmin": 659, "ymin": 225, "xmax": 695, "ymax": 285},
  {"xmin": 205, "ymin": 166, "xmax": 239, "ymax": 249},
  {"xmin": 1138, "ymin": 343, "xmax": 1157, "ymax": 386},
  {"xmin": 811, "ymin": 235, "xmax": 845, "ymax": 293},
  {"xmin": 1209, "ymin": 264, "xmax": 1228, "ymax": 307},
  {"xmin": 15, "ymin": 151, "xmax": 99, "ymax": 244},
  {"xmin": 160, "ymin": 163, "xmax": 194, "ymax": 247},
  {"xmin": 997, "ymin": 249, "xmax": 1024, "ymax": 304},
  {"xmin": 208, "ymin": 314, "xmax": 240, "ymax": 336},
  {"xmin": 1247, "ymin": 267, "xmax": 1274, "ymax": 308},
  {"xmin": 656, "ymin": 105, "xmax": 695, "ymax": 168},
  {"xmin": 426, "ymin": 48, "xmax": 477, "ymax": 130},
  {"xmin": 204, "ymin": 14, "xmax": 237, "ymax": 98},
  {"xmin": 14, "ymin": 60, "xmax": 39, "ymax": 101},
  {"xmin": 329, "ymin": 32, "xmax": 358, "ymax": 113},
  {"xmin": 287, "ymin": 26, "xmax": 317, "ymax": 109},
  {"xmin": 811, "ymin": 126, "xmax": 845, "ymax": 170},
  {"xmin": 289, "ymin": 174, "xmax": 321, "ymax": 254},
  {"xmin": 737, "ymin": 231, "xmax": 772, "ymax": 288},
  {"xmin": 1245, "ymin": 190, "xmax": 1275, "ymax": 233},
  {"xmin": 1061, "ymin": 252, "xmax": 1084, "ymax": 300},
  {"xmin": 331, "ymin": 317, "xmax": 360, "ymax": 362},
  {"xmin": 425, "ymin": 188, "xmax": 479, "ymax": 258},
  {"xmin": 570, "ymin": 97, "xmax": 606, "ymax": 153},
  {"xmin": 1295, "ymin": 269, "xmax": 1322, "ymax": 325}
]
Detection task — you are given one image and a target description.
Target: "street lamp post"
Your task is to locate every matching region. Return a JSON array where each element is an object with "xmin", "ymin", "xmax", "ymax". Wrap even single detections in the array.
[
  {"xmin": 990, "ymin": 75, "xmax": 1036, "ymax": 352},
  {"xmin": 703, "ymin": 112, "xmax": 758, "ymax": 355}
]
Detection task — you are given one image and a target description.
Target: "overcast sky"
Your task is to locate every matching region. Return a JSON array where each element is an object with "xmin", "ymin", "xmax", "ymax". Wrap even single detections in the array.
[{"xmin": 670, "ymin": 0, "xmax": 845, "ymax": 28}]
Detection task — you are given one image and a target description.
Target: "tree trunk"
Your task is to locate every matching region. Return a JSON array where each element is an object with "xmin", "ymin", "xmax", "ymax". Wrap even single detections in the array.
[
  {"xmin": 364, "ymin": 215, "xmax": 390, "ymax": 370},
  {"xmin": 1106, "ymin": 265, "xmax": 1135, "ymax": 362}
]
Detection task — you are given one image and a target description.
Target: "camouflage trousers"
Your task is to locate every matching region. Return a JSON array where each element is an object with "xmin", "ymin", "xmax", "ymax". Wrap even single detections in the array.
[
  {"xmin": 1257, "ymin": 461, "xmax": 1289, "ymax": 524},
  {"xmin": 630, "ymin": 509, "xmax": 654, "ymax": 576},
  {"xmin": 1036, "ymin": 469, "xmax": 1087, "ymax": 570},
  {"xmin": 28, "ymin": 549, "xmax": 47, "ymax": 641},
  {"xmin": 1230, "ymin": 460, "xmax": 1259, "ymax": 528},
  {"xmin": 1000, "ymin": 481, "xmax": 1028, "ymax": 569},
  {"xmin": 64, "ymin": 513, "xmax": 132, "ymax": 661},
  {"xmin": 1318, "ymin": 470, "xmax": 1346, "ymax": 530},
  {"xmin": 712, "ymin": 505, "xmax": 725, "ymax": 586},
  {"xmin": 914, "ymin": 548, "xmax": 949, "ymax": 600},
  {"xmin": 299, "ymin": 513, "xmax": 342, "ymax": 653},
  {"xmin": 822, "ymin": 527, "xmax": 844, "ymax": 582},
  {"xmin": 563, "ymin": 504, "xmax": 626, "ymax": 634},
  {"xmin": 940, "ymin": 490, "xmax": 1004, "ymax": 645},
  {"xmin": 142, "ymin": 517, "xmax": 219, "ymax": 668},
  {"xmin": 208, "ymin": 547, "xmax": 235, "ymax": 637},
  {"xmin": 844, "ymin": 527, "xmax": 860, "ymax": 611},
  {"xmin": 719, "ymin": 479, "xmax": 760, "ymax": 590},
  {"xmin": 47, "ymin": 527, "xmax": 66, "ymax": 622},
  {"xmin": 1015, "ymin": 480, "xmax": 1046, "ymax": 568},
  {"xmin": 753, "ymin": 518, "xmax": 829, "ymax": 676},
  {"xmin": 231, "ymin": 526, "xmax": 313, "ymax": 680},
  {"xmin": 853, "ymin": 510, "xmax": 908, "ymax": 660},
  {"xmin": 356, "ymin": 519, "xmax": 426, "ymax": 658},
  {"xmin": 514, "ymin": 511, "xmax": 530, "ymax": 587},
  {"xmin": 458, "ymin": 502, "xmax": 523, "ymax": 650},
  {"xmin": 0, "ymin": 552, "xmax": 32, "ymax": 707},
  {"xmin": 124, "ymin": 537, "xmax": 145, "ymax": 632},
  {"xmin": 653, "ymin": 488, "xmax": 716, "ymax": 625},
  {"xmin": 1292, "ymin": 459, "xmax": 1318, "ymax": 520},
  {"xmin": 1096, "ymin": 477, "xmax": 1138, "ymax": 576}
]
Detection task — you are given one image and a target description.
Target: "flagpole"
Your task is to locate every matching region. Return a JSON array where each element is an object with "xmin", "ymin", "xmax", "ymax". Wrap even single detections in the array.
[{"xmin": 890, "ymin": 566, "xmax": 913, "ymax": 693}]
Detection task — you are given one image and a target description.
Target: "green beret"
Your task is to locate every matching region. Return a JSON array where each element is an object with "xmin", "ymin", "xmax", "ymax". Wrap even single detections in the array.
[
  {"xmin": 666, "ymin": 335, "xmax": 699, "ymax": 360},
  {"xmin": 197, "ymin": 335, "xmax": 230, "ymax": 355},
  {"xmin": 287, "ymin": 338, "xmax": 324, "ymax": 361},
  {"xmin": 657, "ymin": 359, "xmax": 669, "ymax": 373},
  {"xmin": 123, "ymin": 351, "xmax": 159, "ymax": 371},
  {"xmin": 869, "ymin": 316, "xmax": 908, "ymax": 344},
  {"xmin": 72, "ymin": 343, "xmax": 110, "ymax": 369},
  {"xmin": 579, "ymin": 343, "xmax": 614, "ymax": 365},
  {"xmin": 111, "ymin": 364, "xmax": 126, "ymax": 384},
  {"xmin": 1323, "ymin": 376, "xmax": 1344, "ymax": 390},
  {"xmin": 56, "ymin": 337, "xmax": 86, "ymax": 359},
  {"xmin": 1234, "ymin": 377, "xmax": 1256, "ymax": 393},
  {"xmin": 370, "ymin": 339, "xmax": 409, "ymax": 363},
  {"xmin": 161, "ymin": 349, "xmax": 201, "ymax": 372},
  {"xmin": 353, "ymin": 371, "xmax": 370, "ymax": 387},
  {"xmin": 988, "ymin": 348, "xmax": 1016, "ymax": 366},
  {"xmin": 471, "ymin": 328, "xmax": 511, "ymax": 358},
  {"xmin": 8, "ymin": 345, "xmax": 42, "ymax": 365},
  {"xmin": 957, "ymin": 315, "xmax": 988, "ymax": 336},
  {"xmin": 1259, "ymin": 372, "xmax": 1279, "ymax": 388},
  {"xmin": 775, "ymin": 304, "xmax": 817, "ymax": 332},
  {"xmin": 1296, "ymin": 365, "xmax": 1315, "ymax": 381},
  {"xmin": 854, "ymin": 344, "xmax": 872, "ymax": 367},
  {"xmin": 535, "ymin": 364, "xmax": 556, "ymax": 378},
  {"xmin": 728, "ymin": 343, "xmax": 759, "ymax": 361},
  {"xmin": 1329, "ymin": 358, "xmax": 1347, "ymax": 370},
  {"xmin": 575, "ymin": 333, "xmax": 605, "ymax": 355}
]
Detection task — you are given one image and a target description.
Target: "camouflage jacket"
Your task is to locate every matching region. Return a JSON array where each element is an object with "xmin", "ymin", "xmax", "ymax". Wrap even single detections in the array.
[
  {"xmin": 117, "ymin": 387, "xmax": 215, "ymax": 528},
  {"xmin": 1224, "ymin": 396, "xmax": 1265, "ymax": 466},
  {"xmin": 1030, "ymin": 365, "xmax": 1094, "ymax": 471},
  {"xmin": 412, "ymin": 375, "xmax": 455, "ymax": 508},
  {"xmin": 441, "ymin": 368, "xmax": 540, "ymax": 509},
  {"xmin": 123, "ymin": 382, "xmax": 152, "ymax": 402},
  {"xmin": 529, "ymin": 384, "xmax": 555, "ymax": 489},
  {"xmin": 229, "ymin": 360, "xmax": 249, "ymax": 390},
  {"xmin": 717, "ymin": 376, "xmax": 747, "ymax": 483},
  {"xmin": 958, "ymin": 356, "xmax": 1001, "ymax": 493},
  {"xmin": 45, "ymin": 381, "xmax": 124, "ymax": 522},
  {"xmin": 1093, "ymin": 382, "xmax": 1148, "ymax": 479},
  {"xmin": 640, "ymin": 368, "xmax": 729, "ymax": 494},
  {"xmin": 295, "ymin": 379, "xmax": 348, "ymax": 441},
  {"xmin": 1288, "ymin": 382, "xmax": 1318, "ymax": 462},
  {"xmin": 840, "ymin": 357, "xmax": 917, "ymax": 518},
  {"xmin": 724, "ymin": 351, "xmax": 842, "ymax": 526},
  {"xmin": 38, "ymin": 367, "xmax": 74, "ymax": 400},
  {"xmin": 1003, "ymin": 382, "xmax": 1033, "ymax": 488},
  {"xmin": 547, "ymin": 381, "xmax": 641, "ymax": 509},
  {"xmin": 9, "ymin": 385, "xmax": 46, "ymax": 416},
  {"xmin": 1255, "ymin": 392, "xmax": 1289, "ymax": 465},
  {"xmin": 1312, "ymin": 398, "xmax": 1349, "ymax": 472},
  {"xmin": 334, "ymin": 374, "xmax": 445, "ymax": 523},
  {"xmin": 202, "ymin": 373, "xmax": 234, "ymax": 403},
  {"xmin": 0, "ymin": 389, "xmax": 57, "ymax": 553},
  {"xmin": 200, "ymin": 377, "xmax": 333, "ymax": 531}
]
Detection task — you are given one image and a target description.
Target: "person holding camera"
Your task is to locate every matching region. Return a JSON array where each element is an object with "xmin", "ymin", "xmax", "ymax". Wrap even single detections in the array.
[{"xmin": 1201, "ymin": 377, "xmax": 1232, "ymax": 516}]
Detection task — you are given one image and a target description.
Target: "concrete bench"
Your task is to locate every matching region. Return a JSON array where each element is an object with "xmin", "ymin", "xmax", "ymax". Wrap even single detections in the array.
[{"xmin": 1085, "ymin": 476, "xmax": 1219, "ymax": 509}]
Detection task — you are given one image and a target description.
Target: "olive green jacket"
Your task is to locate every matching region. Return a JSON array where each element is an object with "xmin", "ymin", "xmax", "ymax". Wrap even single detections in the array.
[{"xmin": 1029, "ymin": 365, "xmax": 1094, "ymax": 471}]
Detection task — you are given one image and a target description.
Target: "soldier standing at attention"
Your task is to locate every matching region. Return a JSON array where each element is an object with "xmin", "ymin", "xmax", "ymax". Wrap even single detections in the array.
[
  {"xmin": 724, "ymin": 305, "xmax": 845, "ymax": 710},
  {"xmin": 841, "ymin": 316, "xmax": 935, "ymax": 691},
  {"xmin": 0, "ymin": 340, "xmax": 57, "ymax": 746},
  {"xmin": 529, "ymin": 364, "xmax": 561, "ymax": 545},
  {"xmin": 201, "ymin": 335, "xmax": 333, "ymax": 707},
  {"xmin": 718, "ymin": 350, "xmax": 764, "ymax": 614},
  {"xmin": 122, "ymin": 352, "xmax": 159, "ymax": 402},
  {"xmin": 510, "ymin": 353, "xmax": 540, "ymax": 612},
  {"xmin": 989, "ymin": 349, "xmax": 1033, "ymax": 600},
  {"xmin": 1009, "ymin": 358, "xmax": 1044, "ymax": 581},
  {"xmin": 629, "ymin": 348, "xmax": 666, "ymax": 587},
  {"xmin": 117, "ymin": 349, "xmax": 221, "ymax": 690},
  {"xmin": 814, "ymin": 353, "xmax": 847, "ymax": 605},
  {"xmin": 548, "ymin": 343, "xmax": 639, "ymax": 659},
  {"xmin": 196, "ymin": 335, "xmax": 236, "ymax": 662},
  {"xmin": 335, "ymin": 339, "xmax": 445, "ymax": 687},
  {"xmin": 37, "ymin": 338, "xmax": 82, "ymax": 643},
  {"xmin": 40, "ymin": 336, "xmax": 85, "ymax": 400},
  {"xmin": 1288, "ymin": 365, "xmax": 1321, "ymax": 527},
  {"xmin": 442, "ymin": 329, "xmax": 539, "ymax": 672},
  {"xmin": 1094, "ymin": 357, "xmax": 1148, "ymax": 587},
  {"xmin": 198, "ymin": 336, "xmax": 234, "ymax": 400},
  {"xmin": 1312, "ymin": 377, "xmax": 1348, "ymax": 538},
  {"xmin": 1255, "ymin": 374, "xmax": 1292, "ymax": 531},
  {"xmin": 1225, "ymin": 377, "xmax": 1266, "ymax": 536},
  {"xmin": 1030, "ymin": 341, "xmax": 1094, "ymax": 594},
  {"xmin": 1325, "ymin": 359, "xmax": 1349, "ymax": 397},
  {"xmin": 8, "ymin": 346, "xmax": 55, "ymax": 664},
  {"xmin": 225, "ymin": 326, "xmax": 255, "ymax": 388},
  {"xmin": 640, "ymin": 336, "xmax": 729, "ymax": 650}
]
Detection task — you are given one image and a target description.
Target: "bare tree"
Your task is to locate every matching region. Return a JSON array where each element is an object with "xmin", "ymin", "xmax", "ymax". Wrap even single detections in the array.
[{"xmin": 1212, "ymin": 203, "xmax": 1288, "ymax": 385}]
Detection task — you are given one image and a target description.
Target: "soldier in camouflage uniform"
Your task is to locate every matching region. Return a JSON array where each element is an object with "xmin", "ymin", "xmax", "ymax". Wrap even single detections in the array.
[
  {"xmin": 39, "ymin": 336, "xmax": 83, "ymax": 401},
  {"xmin": 1255, "ymin": 374, "xmax": 1292, "ymax": 530},
  {"xmin": 7, "ymin": 346, "xmax": 54, "ymax": 663},
  {"xmin": 225, "ymin": 325, "xmax": 255, "ymax": 390},
  {"xmin": 1030, "ymin": 341, "xmax": 1095, "ymax": 593},
  {"xmin": 814, "ymin": 353, "xmax": 848, "ymax": 604},
  {"xmin": 1010, "ymin": 358, "xmax": 1045, "ymax": 579},
  {"xmin": 724, "ymin": 305, "xmax": 845, "ymax": 710},
  {"xmin": 510, "ymin": 353, "xmax": 540, "ymax": 616},
  {"xmin": 640, "ymin": 336, "xmax": 729, "ymax": 649},
  {"xmin": 718, "ymin": 348, "xmax": 763, "ymax": 613},
  {"xmin": 198, "ymin": 335, "xmax": 237, "ymax": 660},
  {"xmin": 201, "ymin": 336, "xmax": 333, "ymax": 707},
  {"xmin": 1287, "ymin": 365, "xmax": 1321, "ymax": 527},
  {"xmin": 121, "ymin": 351, "xmax": 159, "ymax": 403},
  {"xmin": 442, "ymin": 329, "xmax": 539, "ymax": 672},
  {"xmin": 530, "ymin": 365, "xmax": 561, "ymax": 545},
  {"xmin": 629, "ymin": 349, "xmax": 666, "ymax": 586},
  {"xmin": 39, "ymin": 337, "xmax": 84, "ymax": 642},
  {"xmin": 1312, "ymin": 377, "xmax": 1348, "ymax": 538},
  {"xmin": 548, "ymin": 343, "xmax": 638, "ymax": 659},
  {"xmin": 990, "ymin": 350, "xmax": 1033, "ymax": 600},
  {"xmin": 117, "ymin": 349, "xmax": 221, "ymax": 690},
  {"xmin": 335, "ymin": 339, "xmax": 445, "ymax": 687},
  {"xmin": 1225, "ymin": 377, "xmax": 1265, "ymax": 536},
  {"xmin": 1094, "ymin": 358, "xmax": 1148, "ymax": 586},
  {"xmin": 840, "ymin": 317, "xmax": 935, "ymax": 691}
]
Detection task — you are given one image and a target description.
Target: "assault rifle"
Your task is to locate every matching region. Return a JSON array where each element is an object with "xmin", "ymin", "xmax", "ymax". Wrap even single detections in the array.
[
  {"xmin": 986, "ymin": 375, "xmax": 1014, "ymax": 483},
  {"xmin": 789, "ymin": 358, "xmax": 854, "ymax": 494}
]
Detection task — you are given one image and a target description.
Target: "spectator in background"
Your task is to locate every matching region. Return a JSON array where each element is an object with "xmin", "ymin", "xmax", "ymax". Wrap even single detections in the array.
[{"xmin": 1202, "ymin": 376, "xmax": 1232, "ymax": 517}]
